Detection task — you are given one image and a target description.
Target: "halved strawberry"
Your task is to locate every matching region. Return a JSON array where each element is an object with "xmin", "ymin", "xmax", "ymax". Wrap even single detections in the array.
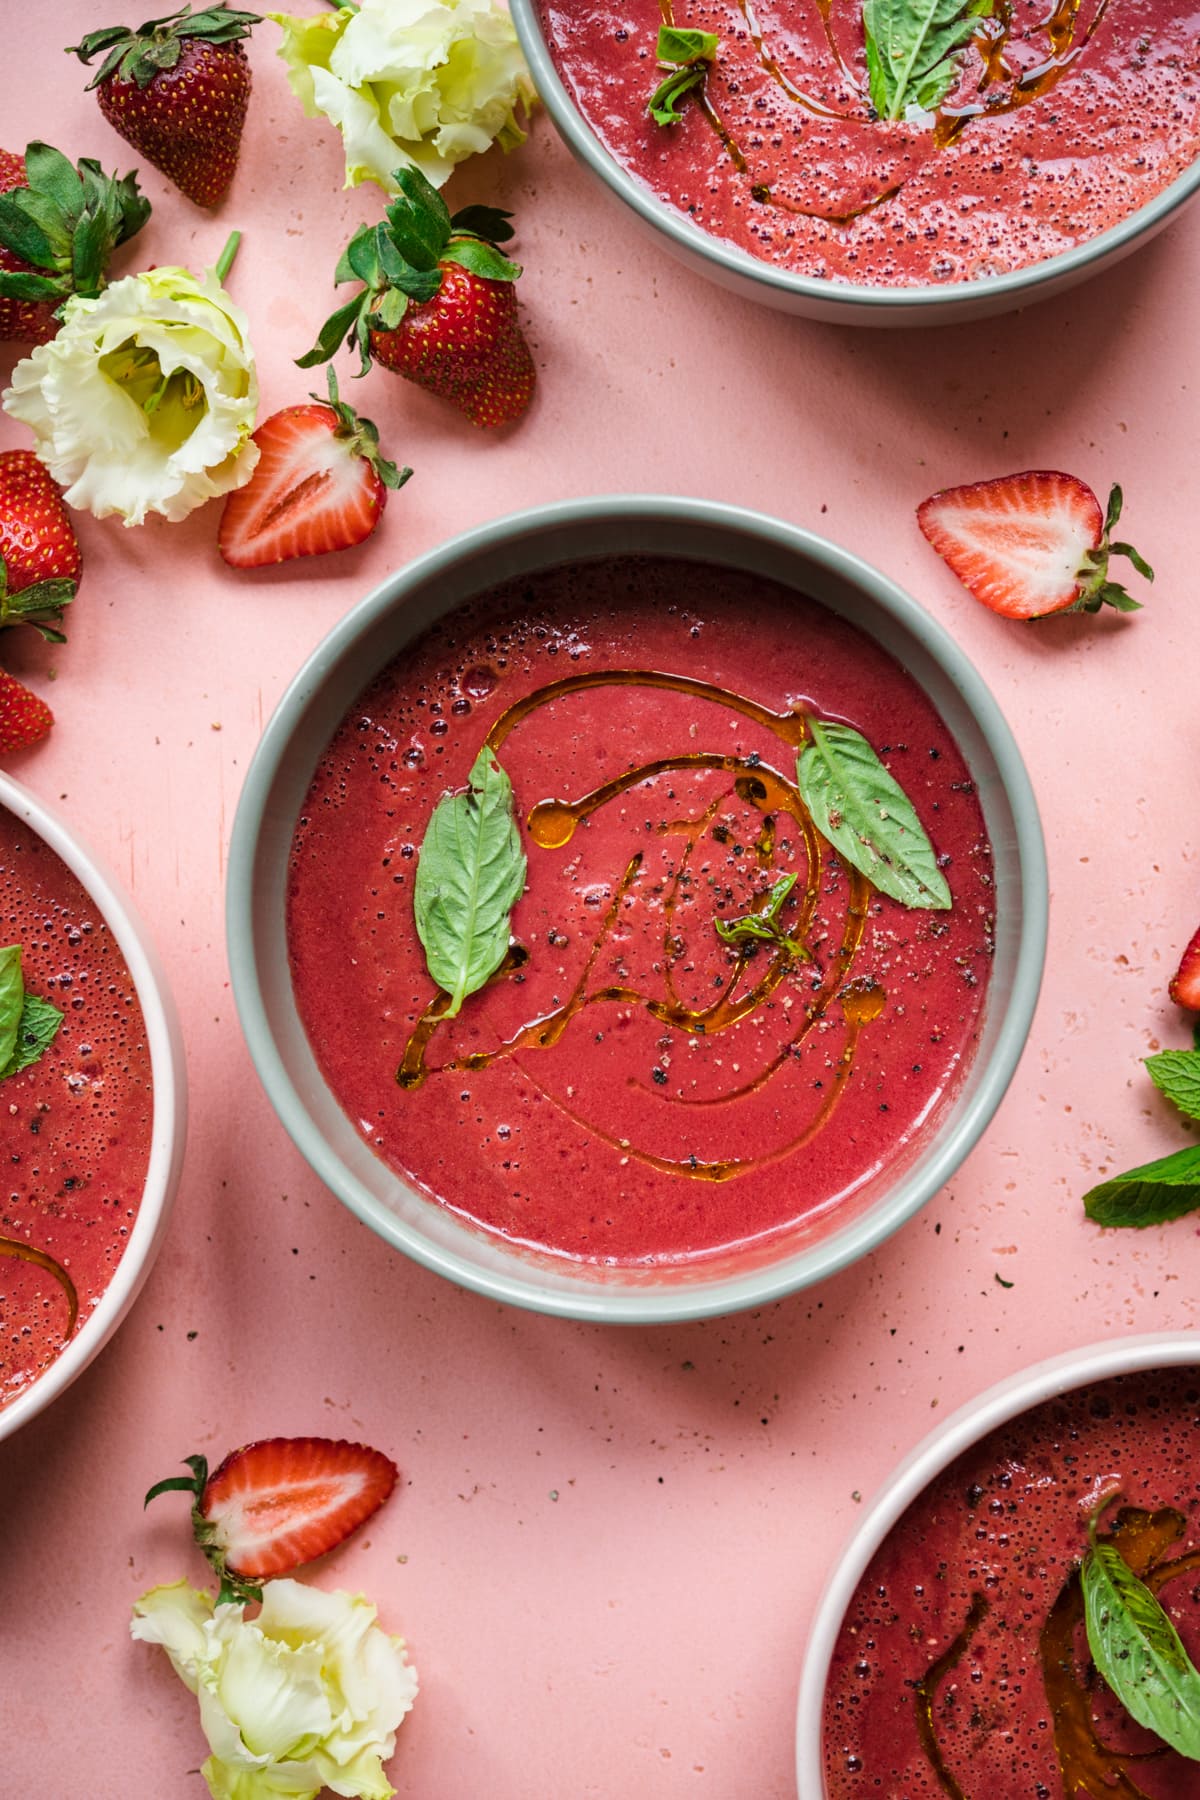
[
  {"xmin": 146, "ymin": 1437, "xmax": 398, "ymax": 1602},
  {"xmin": 0, "ymin": 669, "xmax": 54, "ymax": 754},
  {"xmin": 1170, "ymin": 927, "xmax": 1200, "ymax": 1011},
  {"xmin": 218, "ymin": 368, "xmax": 411, "ymax": 569},
  {"xmin": 917, "ymin": 471, "xmax": 1154, "ymax": 620}
]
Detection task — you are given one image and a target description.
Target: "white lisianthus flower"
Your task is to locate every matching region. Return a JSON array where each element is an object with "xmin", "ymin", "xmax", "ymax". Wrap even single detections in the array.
[
  {"xmin": 271, "ymin": 0, "xmax": 536, "ymax": 192},
  {"xmin": 131, "ymin": 1578, "xmax": 418, "ymax": 1800},
  {"xmin": 2, "ymin": 262, "xmax": 259, "ymax": 526}
]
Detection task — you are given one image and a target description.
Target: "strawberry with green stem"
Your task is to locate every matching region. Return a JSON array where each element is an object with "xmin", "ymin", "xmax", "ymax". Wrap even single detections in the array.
[
  {"xmin": 0, "ymin": 141, "xmax": 150, "ymax": 344},
  {"xmin": 300, "ymin": 166, "xmax": 535, "ymax": 430},
  {"xmin": 219, "ymin": 367, "xmax": 412, "ymax": 568},
  {"xmin": 0, "ymin": 451, "xmax": 81, "ymax": 645},
  {"xmin": 918, "ymin": 471, "xmax": 1154, "ymax": 621},
  {"xmin": 146, "ymin": 1437, "xmax": 399, "ymax": 1605},
  {"xmin": 68, "ymin": 4, "xmax": 260, "ymax": 208}
]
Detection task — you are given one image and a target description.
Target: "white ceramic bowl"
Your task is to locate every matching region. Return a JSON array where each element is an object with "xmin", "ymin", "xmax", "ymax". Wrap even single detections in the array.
[
  {"xmin": 796, "ymin": 1330, "xmax": 1200, "ymax": 1794},
  {"xmin": 227, "ymin": 495, "xmax": 1046, "ymax": 1324},
  {"xmin": 0, "ymin": 772, "xmax": 187, "ymax": 1442}
]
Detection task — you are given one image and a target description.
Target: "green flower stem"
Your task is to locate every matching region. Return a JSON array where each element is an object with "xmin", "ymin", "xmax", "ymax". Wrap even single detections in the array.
[{"xmin": 214, "ymin": 230, "xmax": 242, "ymax": 284}]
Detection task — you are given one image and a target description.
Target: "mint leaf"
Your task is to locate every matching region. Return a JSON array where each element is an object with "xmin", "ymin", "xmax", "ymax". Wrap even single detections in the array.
[
  {"xmin": 1146, "ymin": 1050, "xmax": 1200, "ymax": 1124},
  {"xmin": 795, "ymin": 721, "xmax": 951, "ymax": 911},
  {"xmin": 1083, "ymin": 1143, "xmax": 1200, "ymax": 1228},
  {"xmin": 648, "ymin": 27, "xmax": 719, "ymax": 127},
  {"xmin": 1083, "ymin": 1534, "xmax": 1200, "ymax": 1758},
  {"xmin": 715, "ymin": 872, "xmax": 810, "ymax": 959},
  {"xmin": 863, "ymin": 0, "xmax": 992, "ymax": 122},
  {"xmin": 2, "ymin": 992, "xmax": 63, "ymax": 1079},
  {"xmin": 414, "ymin": 748, "xmax": 527, "ymax": 1018},
  {"xmin": 0, "ymin": 945, "xmax": 23, "ymax": 1072}
]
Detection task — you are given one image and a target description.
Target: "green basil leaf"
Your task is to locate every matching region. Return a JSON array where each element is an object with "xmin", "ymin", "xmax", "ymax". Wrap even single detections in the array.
[
  {"xmin": 2, "ymin": 992, "xmax": 64, "ymax": 1079},
  {"xmin": 414, "ymin": 748, "xmax": 526, "ymax": 1018},
  {"xmin": 714, "ymin": 872, "xmax": 809, "ymax": 959},
  {"xmin": 649, "ymin": 65, "xmax": 708, "ymax": 126},
  {"xmin": 795, "ymin": 720, "xmax": 952, "ymax": 911},
  {"xmin": 0, "ymin": 945, "xmax": 23, "ymax": 1071},
  {"xmin": 656, "ymin": 26, "xmax": 719, "ymax": 63},
  {"xmin": 1083, "ymin": 1538, "xmax": 1200, "ymax": 1758},
  {"xmin": 1083, "ymin": 1142, "xmax": 1200, "ymax": 1228},
  {"xmin": 863, "ymin": 0, "xmax": 992, "ymax": 122},
  {"xmin": 1146, "ymin": 1050, "xmax": 1200, "ymax": 1124}
]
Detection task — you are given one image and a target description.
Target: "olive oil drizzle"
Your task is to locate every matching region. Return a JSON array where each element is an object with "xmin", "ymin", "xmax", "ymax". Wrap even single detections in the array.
[
  {"xmin": 399, "ymin": 670, "xmax": 883, "ymax": 1180},
  {"xmin": 914, "ymin": 1505, "xmax": 1200, "ymax": 1797},
  {"xmin": 0, "ymin": 1233, "xmax": 79, "ymax": 1341},
  {"xmin": 913, "ymin": 1590, "xmax": 991, "ymax": 1800}
]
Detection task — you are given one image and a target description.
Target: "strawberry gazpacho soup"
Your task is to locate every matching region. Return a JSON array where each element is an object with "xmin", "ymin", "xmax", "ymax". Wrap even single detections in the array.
[
  {"xmin": 287, "ymin": 556, "xmax": 995, "ymax": 1266},
  {"xmin": 822, "ymin": 1366, "xmax": 1200, "ymax": 1797},
  {"xmin": 536, "ymin": 0, "xmax": 1200, "ymax": 286},
  {"xmin": 0, "ymin": 802, "xmax": 154, "ymax": 1406}
]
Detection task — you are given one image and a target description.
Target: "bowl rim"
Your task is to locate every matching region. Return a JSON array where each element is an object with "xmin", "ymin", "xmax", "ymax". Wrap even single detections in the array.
[
  {"xmin": 510, "ymin": 0, "xmax": 1200, "ymax": 313},
  {"xmin": 795, "ymin": 1329, "xmax": 1200, "ymax": 1794},
  {"xmin": 227, "ymin": 493, "xmax": 1048, "ymax": 1324},
  {"xmin": 0, "ymin": 770, "xmax": 187, "ymax": 1441}
]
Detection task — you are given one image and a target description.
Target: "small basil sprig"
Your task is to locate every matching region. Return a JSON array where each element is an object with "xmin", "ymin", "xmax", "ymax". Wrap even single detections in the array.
[
  {"xmin": 795, "ymin": 720, "xmax": 951, "ymax": 911},
  {"xmin": 715, "ymin": 872, "xmax": 810, "ymax": 960},
  {"xmin": 863, "ymin": 0, "xmax": 992, "ymax": 122},
  {"xmin": 413, "ymin": 747, "xmax": 526, "ymax": 1017},
  {"xmin": 648, "ymin": 27, "xmax": 719, "ymax": 127},
  {"xmin": 1084, "ymin": 1029, "xmax": 1200, "ymax": 1227},
  {"xmin": 1083, "ymin": 1513, "xmax": 1200, "ymax": 1759},
  {"xmin": 0, "ymin": 944, "xmax": 63, "ymax": 1081}
]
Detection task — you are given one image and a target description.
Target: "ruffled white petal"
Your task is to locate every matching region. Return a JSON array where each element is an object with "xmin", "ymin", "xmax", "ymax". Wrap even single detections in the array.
[
  {"xmin": 131, "ymin": 1578, "xmax": 417, "ymax": 1800},
  {"xmin": 272, "ymin": 0, "xmax": 534, "ymax": 190},
  {"xmin": 1, "ymin": 265, "xmax": 259, "ymax": 526}
]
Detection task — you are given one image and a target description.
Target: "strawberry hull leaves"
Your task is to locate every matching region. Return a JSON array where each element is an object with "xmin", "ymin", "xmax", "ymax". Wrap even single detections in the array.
[
  {"xmin": 300, "ymin": 167, "xmax": 521, "ymax": 379},
  {"xmin": 864, "ymin": 0, "xmax": 993, "ymax": 122},
  {"xmin": 0, "ymin": 142, "xmax": 150, "ymax": 319},
  {"xmin": 1070, "ymin": 484, "xmax": 1156, "ymax": 614},
  {"xmin": 69, "ymin": 5, "xmax": 261, "ymax": 92}
]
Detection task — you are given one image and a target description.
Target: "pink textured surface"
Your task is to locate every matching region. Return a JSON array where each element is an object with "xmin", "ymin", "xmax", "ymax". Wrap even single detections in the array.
[{"xmin": 1, "ymin": 9, "xmax": 1198, "ymax": 1797}]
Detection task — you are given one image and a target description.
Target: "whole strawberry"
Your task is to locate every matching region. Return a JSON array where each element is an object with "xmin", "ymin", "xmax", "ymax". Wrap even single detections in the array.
[
  {"xmin": 0, "ymin": 141, "xmax": 150, "ymax": 343},
  {"xmin": 0, "ymin": 671, "xmax": 54, "ymax": 755},
  {"xmin": 68, "ymin": 4, "xmax": 259, "ymax": 208},
  {"xmin": 0, "ymin": 452, "xmax": 81, "ymax": 644},
  {"xmin": 300, "ymin": 167, "xmax": 535, "ymax": 430}
]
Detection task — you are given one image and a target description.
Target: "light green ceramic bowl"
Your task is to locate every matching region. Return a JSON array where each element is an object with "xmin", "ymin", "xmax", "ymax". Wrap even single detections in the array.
[
  {"xmin": 226, "ymin": 497, "xmax": 1047, "ymax": 1323},
  {"xmin": 510, "ymin": 1, "xmax": 1200, "ymax": 326}
]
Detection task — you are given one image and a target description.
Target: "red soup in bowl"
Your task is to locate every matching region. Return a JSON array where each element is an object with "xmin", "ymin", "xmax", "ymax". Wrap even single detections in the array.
[
  {"xmin": 0, "ymin": 798, "xmax": 158, "ymax": 1414},
  {"xmin": 534, "ymin": 0, "xmax": 1200, "ymax": 288},
  {"xmin": 821, "ymin": 1361, "xmax": 1200, "ymax": 1796},
  {"xmin": 286, "ymin": 554, "xmax": 996, "ymax": 1268}
]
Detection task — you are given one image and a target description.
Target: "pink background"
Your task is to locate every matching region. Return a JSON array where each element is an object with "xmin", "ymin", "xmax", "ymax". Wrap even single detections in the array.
[{"xmin": 3, "ymin": 8, "xmax": 1199, "ymax": 1796}]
